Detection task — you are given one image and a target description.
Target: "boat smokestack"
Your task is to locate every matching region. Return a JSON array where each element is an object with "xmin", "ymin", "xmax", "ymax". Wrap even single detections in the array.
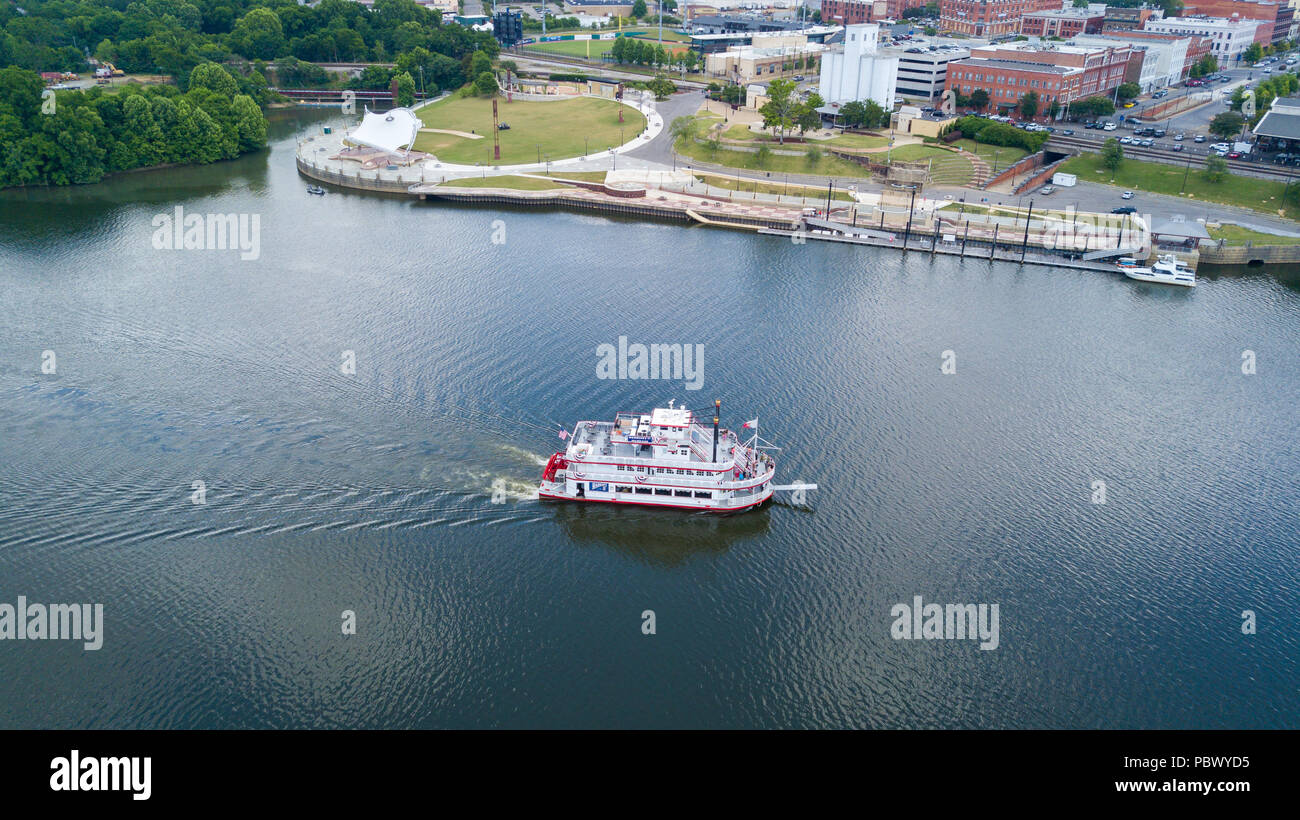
[{"xmin": 712, "ymin": 399, "xmax": 720, "ymax": 463}]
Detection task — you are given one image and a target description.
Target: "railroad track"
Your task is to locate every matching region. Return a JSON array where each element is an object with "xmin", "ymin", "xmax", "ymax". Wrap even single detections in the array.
[{"xmin": 1046, "ymin": 135, "xmax": 1300, "ymax": 183}]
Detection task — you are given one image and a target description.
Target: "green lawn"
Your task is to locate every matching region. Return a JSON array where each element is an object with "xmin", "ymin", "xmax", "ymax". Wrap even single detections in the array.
[
  {"xmin": 676, "ymin": 135, "xmax": 874, "ymax": 178},
  {"xmin": 1057, "ymin": 152, "xmax": 1300, "ymax": 220},
  {"xmin": 825, "ymin": 133, "xmax": 890, "ymax": 151},
  {"xmin": 1207, "ymin": 223, "xmax": 1300, "ymax": 245},
  {"xmin": 525, "ymin": 39, "xmax": 617, "ymax": 59},
  {"xmin": 547, "ymin": 170, "xmax": 608, "ymax": 182},
  {"xmin": 440, "ymin": 175, "xmax": 573, "ymax": 190},
  {"xmin": 694, "ymin": 173, "xmax": 856, "ymax": 201},
  {"xmin": 414, "ymin": 95, "xmax": 646, "ymax": 165}
]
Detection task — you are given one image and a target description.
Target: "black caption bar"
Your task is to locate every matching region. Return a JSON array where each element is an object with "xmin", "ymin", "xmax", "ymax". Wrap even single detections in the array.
[{"xmin": 0, "ymin": 730, "xmax": 1284, "ymax": 808}]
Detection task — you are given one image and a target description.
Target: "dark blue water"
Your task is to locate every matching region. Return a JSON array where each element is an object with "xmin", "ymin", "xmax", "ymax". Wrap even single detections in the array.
[{"xmin": 1, "ymin": 110, "xmax": 1297, "ymax": 728}]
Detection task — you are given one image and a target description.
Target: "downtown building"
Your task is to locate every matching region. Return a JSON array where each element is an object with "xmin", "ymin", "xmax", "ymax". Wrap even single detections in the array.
[
  {"xmin": 1070, "ymin": 31, "xmax": 1214, "ymax": 91},
  {"xmin": 944, "ymin": 41, "xmax": 1134, "ymax": 114},
  {"xmin": 1102, "ymin": 5, "xmax": 1164, "ymax": 32},
  {"xmin": 885, "ymin": 45, "xmax": 971, "ymax": 100},
  {"xmin": 1180, "ymin": 0, "xmax": 1295, "ymax": 45},
  {"xmin": 1142, "ymin": 15, "xmax": 1271, "ymax": 65},
  {"xmin": 820, "ymin": 0, "xmax": 931, "ymax": 24},
  {"xmin": 1019, "ymin": 6, "xmax": 1106, "ymax": 38},
  {"xmin": 939, "ymin": 0, "xmax": 1064, "ymax": 38}
]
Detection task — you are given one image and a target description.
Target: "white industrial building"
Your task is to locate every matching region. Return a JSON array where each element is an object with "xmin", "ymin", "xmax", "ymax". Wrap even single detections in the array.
[
  {"xmin": 1142, "ymin": 16, "xmax": 1264, "ymax": 66},
  {"xmin": 818, "ymin": 23, "xmax": 900, "ymax": 108}
]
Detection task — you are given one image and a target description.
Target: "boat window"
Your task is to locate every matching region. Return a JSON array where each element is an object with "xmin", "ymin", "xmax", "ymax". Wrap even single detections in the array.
[
  {"xmin": 635, "ymin": 487, "xmax": 652, "ymax": 495},
  {"xmin": 694, "ymin": 491, "xmax": 712, "ymax": 499},
  {"xmin": 654, "ymin": 488, "xmax": 672, "ymax": 496},
  {"xmin": 616, "ymin": 486, "xmax": 632, "ymax": 493}
]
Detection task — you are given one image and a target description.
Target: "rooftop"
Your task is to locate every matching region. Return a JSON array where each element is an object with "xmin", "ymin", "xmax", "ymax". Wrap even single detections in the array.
[{"xmin": 952, "ymin": 57, "xmax": 1081, "ymax": 75}]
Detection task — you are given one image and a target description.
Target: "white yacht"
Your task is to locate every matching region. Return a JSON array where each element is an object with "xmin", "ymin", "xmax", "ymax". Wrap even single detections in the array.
[
  {"xmin": 539, "ymin": 401, "xmax": 788, "ymax": 514},
  {"xmin": 1121, "ymin": 254, "xmax": 1196, "ymax": 287}
]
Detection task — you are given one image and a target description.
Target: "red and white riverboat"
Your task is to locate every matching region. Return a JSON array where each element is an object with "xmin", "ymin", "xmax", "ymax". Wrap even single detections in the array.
[{"xmin": 539, "ymin": 400, "xmax": 790, "ymax": 514}]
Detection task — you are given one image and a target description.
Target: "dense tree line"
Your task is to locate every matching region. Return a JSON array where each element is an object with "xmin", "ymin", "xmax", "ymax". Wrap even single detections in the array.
[
  {"xmin": 954, "ymin": 115, "xmax": 1048, "ymax": 153},
  {"xmin": 0, "ymin": 62, "xmax": 267, "ymax": 186},
  {"xmin": 0, "ymin": 0, "xmax": 497, "ymax": 87}
]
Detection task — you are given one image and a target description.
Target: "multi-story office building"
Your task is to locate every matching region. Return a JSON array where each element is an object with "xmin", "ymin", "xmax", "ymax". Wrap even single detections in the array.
[
  {"xmin": 1142, "ymin": 15, "xmax": 1270, "ymax": 64},
  {"xmin": 1020, "ymin": 7, "xmax": 1106, "ymax": 38},
  {"xmin": 945, "ymin": 41, "xmax": 1133, "ymax": 113},
  {"xmin": 886, "ymin": 45, "xmax": 971, "ymax": 100}
]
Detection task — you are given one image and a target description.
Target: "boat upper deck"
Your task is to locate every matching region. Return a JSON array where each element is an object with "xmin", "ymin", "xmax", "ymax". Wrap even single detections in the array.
[{"xmin": 564, "ymin": 407, "xmax": 763, "ymax": 474}]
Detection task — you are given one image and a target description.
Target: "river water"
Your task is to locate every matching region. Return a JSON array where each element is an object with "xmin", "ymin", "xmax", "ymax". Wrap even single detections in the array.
[{"xmin": 1, "ymin": 109, "xmax": 1297, "ymax": 729}]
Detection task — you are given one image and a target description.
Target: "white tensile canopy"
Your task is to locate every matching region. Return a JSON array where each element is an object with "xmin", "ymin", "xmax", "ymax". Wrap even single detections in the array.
[{"xmin": 349, "ymin": 107, "xmax": 421, "ymax": 155}]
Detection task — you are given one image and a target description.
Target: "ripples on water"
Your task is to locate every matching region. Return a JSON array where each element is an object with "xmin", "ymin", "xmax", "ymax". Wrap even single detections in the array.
[{"xmin": 0, "ymin": 110, "xmax": 1297, "ymax": 729}]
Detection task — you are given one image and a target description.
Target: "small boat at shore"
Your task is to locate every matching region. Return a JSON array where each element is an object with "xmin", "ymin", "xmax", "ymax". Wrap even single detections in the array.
[
  {"xmin": 1120, "ymin": 254, "xmax": 1195, "ymax": 287},
  {"xmin": 306, "ymin": 185, "xmax": 325, "ymax": 195},
  {"xmin": 539, "ymin": 400, "xmax": 813, "ymax": 514}
]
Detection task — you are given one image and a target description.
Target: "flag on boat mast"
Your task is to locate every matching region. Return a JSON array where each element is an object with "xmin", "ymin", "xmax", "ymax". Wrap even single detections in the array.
[
  {"xmin": 742, "ymin": 418, "xmax": 758, "ymax": 429},
  {"xmin": 558, "ymin": 428, "xmax": 569, "ymax": 440}
]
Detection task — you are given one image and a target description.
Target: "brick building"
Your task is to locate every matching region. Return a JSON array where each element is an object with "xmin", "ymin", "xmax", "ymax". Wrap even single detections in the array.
[
  {"xmin": 944, "ymin": 42, "xmax": 1133, "ymax": 115},
  {"xmin": 1020, "ymin": 7, "xmax": 1106, "ymax": 38},
  {"xmin": 939, "ymin": 0, "xmax": 1064, "ymax": 38},
  {"xmin": 820, "ymin": 0, "xmax": 930, "ymax": 24},
  {"xmin": 1103, "ymin": 6, "xmax": 1163, "ymax": 32}
]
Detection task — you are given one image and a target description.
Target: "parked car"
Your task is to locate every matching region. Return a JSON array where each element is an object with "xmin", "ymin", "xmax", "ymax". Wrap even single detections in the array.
[
  {"xmin": 1174, "ymin": 133, "xmax": 1184, "ymax": 141},
  {"xmin": 1172, "ymin": 144, "xmax": 1184, "ymax": 152},
  {"xmin": 1121, "ymin": 191, "xmax": 1135, "ymax": 200},
  {"xmin": 1211, "ymin": 142, "xmax": 1232, "ymax": 152},
  {"xmin": 1062, "ymin": 129, "xmax": 1074, "ymax": 135},
  {"xmin": 1154, "ymin": 129, "xmax": 1166, "ymax": 137},
  {"xmin": 1112, "ymin": 206, "xmax": 1137, "ymax": 214},
  {"xmin": 1228, "ymin": 151, "xmax": 1243, "ymax": 159},
  {"xmin": 1120, "ymin": 136, "xmax": 1134, "ymax": 144},
  {"xmin": 1194, "ymin": 134, "xmax": 1207, "ymax": 143},
  {"xmin": 1103, "ymin": 122, "xmax": 1117, "ymax": 131},
  {"xmin": 1039, "ymin": 185, "xmax": 1056, "ymax": 195}
]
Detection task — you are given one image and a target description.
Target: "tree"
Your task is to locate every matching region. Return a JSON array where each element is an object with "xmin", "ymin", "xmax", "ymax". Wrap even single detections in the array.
[
  {"xmin": 759, "ymin": 78, "xmax": 799, "ymax": 143},
  {"xmin": 1100, "ymin": 137, "xmax": 1123, "ymax": 174},
  {"xmin": 670, "ymin": 114, "xmax": 701, "ymax": 145},
  {"xmin": 648, "ymin": 76, "xmax": 676, "ymax": 100},
  {"xmin": 1020, "ymin": 91, "xmax": 1039, "ymax": 119},
  {"xmin": 804, "ymin": 144, "xmax": 821, "ymax": 167},
  {"xmin": 755, "ymin": 144, "xmax": 772, "ymax": 168},
  {"xmin": 1116, "ymin": 82, "xmax": 1140, "ymax": 101},
  {"xmin": 395, "ymin": 71, "xmax": 416, "ymax": 106},
  {"xmin": 796, "ymin": 91, "xmax": 823, "ymax": 134},
  {"xmin": 1204, "ymin": 154, "xmax": 1228, "ymax": 183},
  {"xmin": 474, "ymin": 70, "xmax": 497, "ymax": 97},
  {"xmin": 969, "ymin": 89, "xmax": 989, "ymax": 111},
  {"xmin": 1047, "ymin": 100, "xmax": 1061, "ymax": 120},
  {"xmin": 632, "ymin": 0, "xmax": 648, "ymax": 18},
  {"xmin": 1209, "ymin": 111, "xmax": 1245, "ymax": 140},
  {"xmin": 230, "ymin": 8, "xmax": 285, "ymax": 61},
  {"xmin": 1244, "ymin": 42, "xmax": 1265, "ymax": 65}
]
